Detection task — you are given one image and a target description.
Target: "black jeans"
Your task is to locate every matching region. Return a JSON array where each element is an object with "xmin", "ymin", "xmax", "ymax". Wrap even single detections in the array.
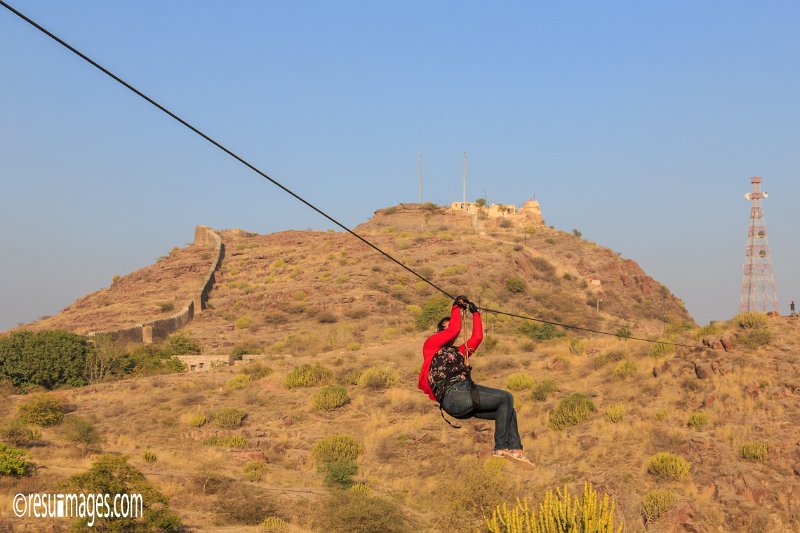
[{"xmin": 441, "ymin": 381, "xmax": 522, "ymax": 451}]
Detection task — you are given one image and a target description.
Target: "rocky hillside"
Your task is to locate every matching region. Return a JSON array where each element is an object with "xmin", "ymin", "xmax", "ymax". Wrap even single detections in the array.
[{"xmin": 17, "ymin": 203, "xmax": 692, "ymax": 354}]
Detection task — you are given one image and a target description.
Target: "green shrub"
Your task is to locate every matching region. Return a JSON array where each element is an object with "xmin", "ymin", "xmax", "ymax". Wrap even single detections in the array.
[
  {"xmin": 506, "ymin": 373, "xmax": 534, "ymax": 391},
  {"xmin": 613, "ymin": 359, "xmax": 638, "ymax": 379},
  {"xmin": 180, "ymin": 409, "xmax": 207, "ymax": 427},
  {"xmin": 313, "ymin": 385, "xmax": 350, "ymax": 411},
  {"xmin": 203, "ymin": 435, "xmax": 248, "ymax": 447},
  {"xmin": 0, "ymin": 421, "xmax": 40, "ymax": 447},
  {"xmin": 530, "ymin": 379, "xmax": 558, "ymax": 402},
  {"xmin": 0, "ymin": 443, "xmax": 33, "ymax": 476},
  {"xmin": 647, "ymin": 452, "xmax": 691, "ymax": 480},
  {"xmin": 655, "ymin": 410, "xmax": 669, "ymax": 421},
  {"xmin": 284, "ymin": 364, "xmax": 333, "ymax": 389},
  {"xmin": 142, "ymin": 451, "xmax": 158, "ymax": 464},
  {"xmin": 322, "ymin": 458, "xmax": 358, "ymax": 488},
  {"xmin": 648, "ymin": 337, "xmax": 676, "ymax": 358},
  {"xmin": 158, "ymin": 302, "xmax": 174, "ymax": 313},
  {"xmin": 61, "ymin": 455, "xmax": 182, "ymax": 531},
  {"xmin": 60, "ymin": 416, "xmax": 101, "ymax": 454},
  {"xmin": 262, "ymin": 516, "xmax": 289, "ymax": 532},
  {"xmin": 441, "ymin": 264, "xmax": 468, "ymax": 277},
  {"xmin": 549, "ymin": 393, "xmax": 596, "ymax": 430},
  {"xmin": 17, "ymin": 394, "xmax": 64, "ymax": 427},
  {"xmin": 244, "ymin": 460, "xmax": 268, "ymax": 481},
  {"xmin": 357, "ymin": 366, "xmax": 400, "ymax": 390},
  {"xmin": 687, "ymin": 411, "xmax": 709, "ymax": 430},
  {"xmin": 740, "ymin": 440, "xmax": 768, "ymax": 462},
  {"xmin": 641, "ymin": 488, "xmax": 676, "ymax": 524},
  {"xmin": 568, "ymin": 338, "xmax": 586, "ymax": 355},
  {"xmin": 227, "ymin": 374, "xmax": 252, "ymax": 390},
  {"xmin": 241, "ymin": 362, "xmax": 273, "ymax": 380},
  {"xmin": 735, "ymin": 311, "xmax": 768, "ymax": 329},
  {"xmin": 337, "ymin": 368, "xmax": 363, "ymax": 385},
  {"xmin": 235, "ymin": 316, "xmax": 252, "ymax": 330},
  {"xmin": 312, "ymin": 434, "xmax": 362, "ymax": 464},
  {"xmin": 738, "ymin": 328, "xmax": 772, "ymax": 348},
  {"xmin": 318, "ymin": 490, "xmax": 408, "ymax": 533},
  {"xmin": 416, "ymin": 296, "xmax": 452, "ymax": 330},
  {"xmin": 212, "ymin": 408, "xmax": 247, "ymax": 429},
  {"xmin": 519, "ymin": 322, "xmax": 565, "ymax": 341},
  {"xmin": 615, "ymin": 326, "xmax": 632, "ymax": 339},
  {"xmin": 161, "ymin": 332, "xmax": 201, "ymax": 355},
  {"xmin": 485, "ymin": 482, "xmax": 622, "ymax": 533},
  {"xmin": 0, "ymin": 330, "xmax": 89, "ymax": 388},
  {"xmin": 604, "ymin": 403, "xmax": 626, "ymax": 423},
  {"xmin": 506, "ymin": 277, "xmax": 527, "ymax": 294}
]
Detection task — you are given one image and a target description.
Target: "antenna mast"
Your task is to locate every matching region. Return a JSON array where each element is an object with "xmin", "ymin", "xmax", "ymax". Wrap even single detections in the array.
[
  {"xmin": 418, "ymin": 150, "xmax": 423, "ymax": 204},
  {"xmin": 462, "ymin": 151, "xmax": 467, "ymax": 203},
  {"xmin": 740, "ymin": 176, "xmax": 778, "ymax": 314}
]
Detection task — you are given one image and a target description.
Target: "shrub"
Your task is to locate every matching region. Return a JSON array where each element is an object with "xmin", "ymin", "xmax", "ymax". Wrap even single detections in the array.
[
  {"xmin": 357, "ymin": 366, "xmax": 400, "ymax": 390},
  {"xmin": 317, "ymin": 311, "xmax": 338, "ymax": 324},
  {"xmin": 506, "ymin": 277, "xmax": 527, "ymax": 294},
  {"xmin": 322, "ymin": 458, "xmax": 358, "ymax": 488},
  {"xmin": 337, "ymin": 368, "xmax": 363, "ymax": 385},
  {"xmin": 161, "ymin": 332, "xmax": 201, "ymax": 355},
  {"xmin": 506, "ymin": 373, "xmax": 534, "ymax": 391},
  {"xmin": 568, "ymin": 338, "xmax": 586, "ymax": 355},
  {"xmin": 241, "ymin": 362, "xmax": 273, "ymax": 380},
  {"xmin": 231, "ymin": 344, "xmax": 263, "ymax": 358},
  {"xmin": 485, "ymin": 482, "xmax": 622, "ymax": 533},
  {"xmin": 519, "ymin": 322, "xmax": 565, "ymax": 342},
  {"xmin": 61, "ymin": 455, "xmax": 182, "ymax": 531},
  {"xmin": 0, "ymin": 330, "xmax": 89, "ymax": 388},
  {"xmin": 227, "ymin": 374, "xmax": 252, "ymax": 390},
  {"xmin": 615, "ymin": 326, "xmax": 632, "ymax": 339},
  {"xmin": 17, "ymin": 394, "xmax": 64, "ymax": 427},
  {"xmin": 0, "ymin": 422, "xmax": 40, "ymax": 447},
  {"xmin": 613, "ymin": 359, "xmax": 637, "ymax": 379},
  {"xmin": 604, "ymin": 403, "xmax": 626, "ymax": 423},
  {"xmin": 318, "ymin": 490, "xmax": 407, "ymax": 533},
  {"xmin": 312, "ymin": 434, "xmax": 362, "ymax": 464},
  {"xmin": 262, "ymin": 516, "xmax": 289, "ymax": 532},
  {"xmin": 235, "ymin": 316, "xmax": 252, "ymax": 329},
  {"xmin": 441, "ymin": 458, "xmax": 511, "ymax": 529},
  {"xmin": 441, "ymin": 264, "xmax": 468, "ymax": 277},
  {"xmin": 313, "ymin": 385, "xmax": 350, "ymax": 411},
  {"xmin": 655, "ymin": 410, "xmax": 669, "ymax": 421},
  {"xmin": 647, "ymin": 452, "xmax": 691, "ymax": 480},
  {"xmin": 740, "ymin": 440, "xmax": 768, "ymax": 462},
  {"xmin": 416, "ymin": 296, "xmax": 452, "ymax": 330},
  {"xmin": 212, "ymin": 408, "xmax": 247, "ymax": 429},
  {"xmin": 648, "ymin": 337, "xmax": 676, "ymax": 358},
  {"xmin": 549, "ymin": 393, "xmax": 596, "ymax": 430},
  {"xmin": 61, "ymin": 416, "xmax": 101, "ymax": 454},
  {"xmin": 687, "ymin": 411, "xmax": 708, "ymax": 430},
  {"xmin": 642, "ymin": 488, "xmax": 676, "ymax": 524},
  {"xmin": 0, "ymin": 443, "xmax": 33, "ymax": 476},
  {"xmin": 244, "ymin": 460, "xmax": 268, "ymax": 481},
  {"xmin": 735, "ymin": 311, "xmax": 768, "ymax": 329},
  {"xmin": 142, "ymin": 451, "xmax": 158, "ymax": 464},
  {"xmin": 214, "ymin": 485, "xmax": 277, "ymax": 526},
  {"xmin": 180, "ymin": 409, "xmax": 207, "ymax": 427},
  {"xmin": 738, "ymin": 328, "xmax": 772, "ymax": 348},
  {"xmin": 203, "ymin": 435, "xmax": 248, "ymax": 447},
  {"xmin": 158, "ymin": 302, "xmax": 174, "ymax": 313},
  {"xmin": 284, "ymin": 364, "xmax": 333, "ymax": 389},
  {"xmin": 530, "ymin": 379, "xmax": 558, "ymax": 402}
]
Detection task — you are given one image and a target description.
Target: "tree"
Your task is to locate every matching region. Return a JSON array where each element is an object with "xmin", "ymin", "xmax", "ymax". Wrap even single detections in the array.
[
  {"xmin": 0, "ymin": 330, "xmax": 89, "ymax": 388},
  {"xmin": 86, "ymin": 335, "xmax": 127, "ymax": 383}
]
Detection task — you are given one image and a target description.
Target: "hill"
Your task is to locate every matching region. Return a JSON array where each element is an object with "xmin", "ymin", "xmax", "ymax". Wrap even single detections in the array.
[{"xmin": 5, "ymin": 204, "xmax": 799, "ymax": 531}]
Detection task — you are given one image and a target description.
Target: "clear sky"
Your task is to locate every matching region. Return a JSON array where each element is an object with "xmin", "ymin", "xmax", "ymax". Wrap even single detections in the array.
[{"xmin": 1, "ymin": 1, "xmax": 798, "ymax": 331}]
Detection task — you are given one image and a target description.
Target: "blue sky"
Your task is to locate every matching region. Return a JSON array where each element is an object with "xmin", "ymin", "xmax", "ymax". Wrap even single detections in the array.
[{"xmin": 1, "ymin": 1, "xmax": 798, "ymax": 331}]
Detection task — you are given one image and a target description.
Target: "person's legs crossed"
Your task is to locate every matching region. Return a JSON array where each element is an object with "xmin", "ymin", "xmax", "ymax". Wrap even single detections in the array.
[{"xmin": 472, "ymin": 384, "xmax": 522, "ymax": 450}]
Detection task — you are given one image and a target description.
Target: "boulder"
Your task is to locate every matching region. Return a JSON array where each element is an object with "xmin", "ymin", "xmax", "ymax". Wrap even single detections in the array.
[
  {"xmin": 694, "ymin": 362, "xmax": 711, "ymax": 379},
  {"xmin": 720, "ymin": 333, "xmax": 735, "ymax": 351}
]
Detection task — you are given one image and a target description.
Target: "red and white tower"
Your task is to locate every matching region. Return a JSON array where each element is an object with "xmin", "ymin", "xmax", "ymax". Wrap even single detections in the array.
[{"xmin": 740, "ymin": 176, "xmax": 778, "ymax": 314}]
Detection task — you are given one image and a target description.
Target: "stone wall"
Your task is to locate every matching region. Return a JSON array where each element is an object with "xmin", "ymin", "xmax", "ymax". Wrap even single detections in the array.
[{"xmin": 88, "ymin": 226, "xmax": 224, "ymax": 344}]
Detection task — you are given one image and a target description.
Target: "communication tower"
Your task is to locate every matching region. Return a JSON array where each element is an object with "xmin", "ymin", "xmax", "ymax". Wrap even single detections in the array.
[{"xmin": 740, "ymin": 176, "xmax": 778, "ymax": 314}]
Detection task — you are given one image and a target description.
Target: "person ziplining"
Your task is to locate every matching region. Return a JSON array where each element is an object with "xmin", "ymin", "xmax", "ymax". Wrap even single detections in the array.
[{"xmin": 418, "ymin": 295, "xmax": 534, "ymax": 468}]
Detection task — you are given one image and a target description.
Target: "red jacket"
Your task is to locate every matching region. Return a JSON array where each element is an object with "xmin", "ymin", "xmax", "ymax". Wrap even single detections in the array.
[{"xmin": 418, "ymin": 305, "xmax": 483, "ymax": 401}]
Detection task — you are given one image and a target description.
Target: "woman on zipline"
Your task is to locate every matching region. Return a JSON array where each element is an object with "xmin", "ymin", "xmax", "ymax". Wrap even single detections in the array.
[{"xmin": 418, "ymin": 296, "xmax": 534, "ymax": 467}]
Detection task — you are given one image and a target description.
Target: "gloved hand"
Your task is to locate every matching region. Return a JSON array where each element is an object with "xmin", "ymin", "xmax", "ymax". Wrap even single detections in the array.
[
  {"xmin": 467, "ymin": 300, "xmax": 478, "ymax": 314},
  {"xmin": 454, "ymin": 295, "xmax": 469, "ymax": 309}
]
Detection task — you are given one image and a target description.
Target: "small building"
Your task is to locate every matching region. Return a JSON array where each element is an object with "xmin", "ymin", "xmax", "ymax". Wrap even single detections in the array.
[
  {"xmin": 449, "ymin": 197, "xmax": 543, "ymax": 225},
  {"xmin": 177, "ymin": 354, "xmax": 233, "ymax": 372}
]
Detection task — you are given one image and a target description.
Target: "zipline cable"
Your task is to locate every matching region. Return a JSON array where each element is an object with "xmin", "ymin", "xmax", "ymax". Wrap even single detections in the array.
[{"xmin": 0, "ymin": 1, "xmax": 703, "ymax": 351}]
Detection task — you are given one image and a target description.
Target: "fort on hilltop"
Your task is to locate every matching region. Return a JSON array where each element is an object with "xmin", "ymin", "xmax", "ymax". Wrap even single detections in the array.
[{"xmin": 449, "ymin": 197, "xmax": 544, "ymax": 225}]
